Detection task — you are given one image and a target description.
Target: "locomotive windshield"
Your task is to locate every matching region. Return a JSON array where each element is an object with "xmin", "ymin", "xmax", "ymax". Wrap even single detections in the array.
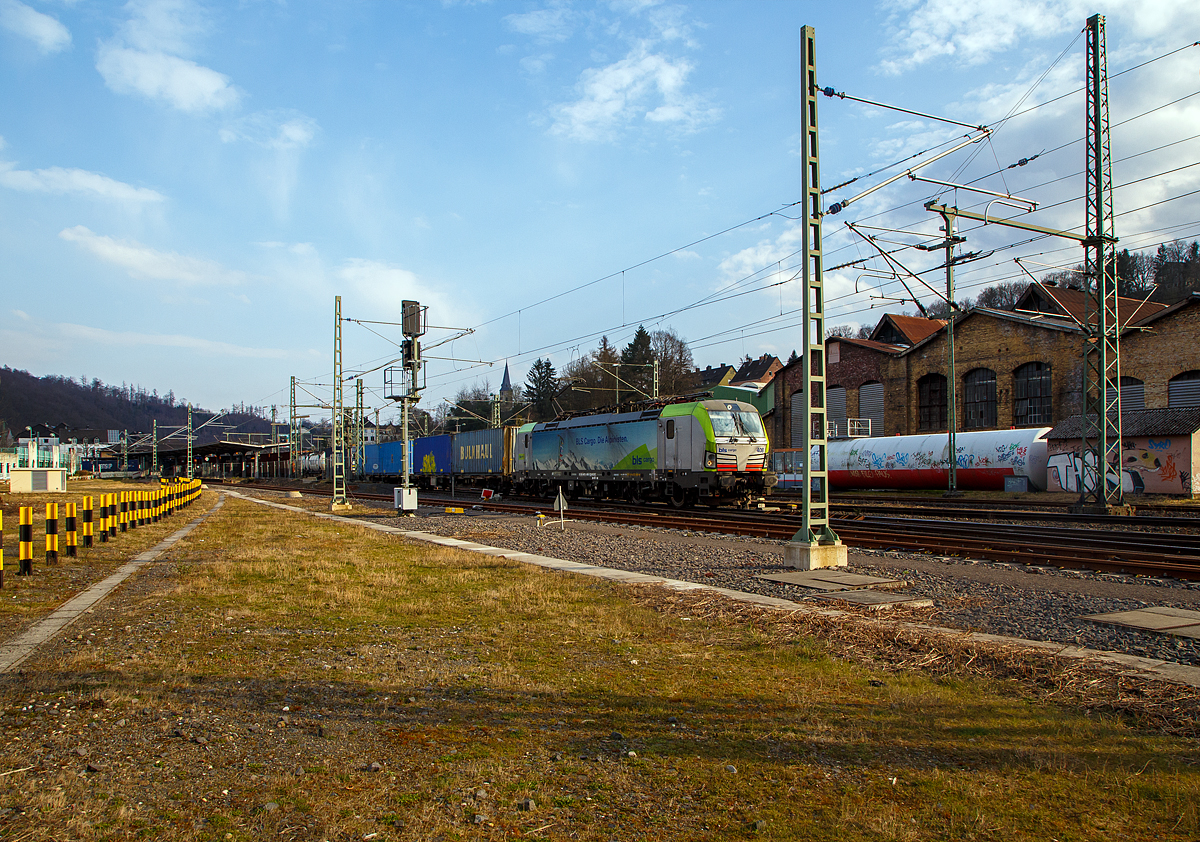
[{"xmin": 708, "ymin": 410, "xmax": 765, "ymax": 437}]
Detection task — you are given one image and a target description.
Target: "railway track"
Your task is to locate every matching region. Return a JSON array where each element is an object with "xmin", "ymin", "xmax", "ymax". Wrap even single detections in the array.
[{"xmin": 212, "ymin": 480, "xmax": 1200, "ymax": 581}]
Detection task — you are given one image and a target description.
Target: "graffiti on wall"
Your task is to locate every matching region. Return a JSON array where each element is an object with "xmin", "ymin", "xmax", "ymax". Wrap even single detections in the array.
[{"xmin": 1047, "ymin": 436, "xmax": 1193, "ymax": 495}]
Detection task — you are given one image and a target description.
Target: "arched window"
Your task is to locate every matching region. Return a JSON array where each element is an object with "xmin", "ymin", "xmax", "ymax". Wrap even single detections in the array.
[
  {"xmin": 1106, "ymin": 376, "xmax": 1145, "ymax": 411},
  {"xmin": 963, "ymin": 368, "xmax": 997, "ymax": 429},
  {"xmin": 858, "ymin": 381, "xmax": 884, "ymax": 435},
  {"xmin": 918, "ymin": 373, "xmax": 947, "ymax": 431},
  {"xmin": 1013, "ymin": 362, "xmax": 1052, "ymax": 426},
  {"xmin": 827, "ymin": 385, "xmax": 847, "ymax": 437},
  {"xmin": 1169, "ymin": 370, "xmax": 1200, "ymax": 408}
]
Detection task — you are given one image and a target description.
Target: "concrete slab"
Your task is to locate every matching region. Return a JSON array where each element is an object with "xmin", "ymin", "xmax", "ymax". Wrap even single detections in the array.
[
  {"xmin": 757, "ymin": 570, "xmax": 903, "ymax": 591},
  {"xmin": 1085, "ymin": 606, "xmax": 1200, "ymax": 635},
  {"xmin": 813, "ymin": 591, "xmax": 934, "ymax": 610}
]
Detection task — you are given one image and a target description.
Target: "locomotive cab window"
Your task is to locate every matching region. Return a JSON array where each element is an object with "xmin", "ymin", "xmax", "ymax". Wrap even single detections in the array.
[
  {"xmin": 709, "ymin": 409, "xmax": 764, "ymax": 438},
  {"xmin": 666, "ymin": 420, "xmax": 675, "ymax": 439}
]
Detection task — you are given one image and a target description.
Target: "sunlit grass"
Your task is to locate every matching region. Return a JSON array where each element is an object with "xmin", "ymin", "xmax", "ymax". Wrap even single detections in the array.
[{"xmin": 0, "ymin": 493, "xmax": 1196, "ymax": 840}]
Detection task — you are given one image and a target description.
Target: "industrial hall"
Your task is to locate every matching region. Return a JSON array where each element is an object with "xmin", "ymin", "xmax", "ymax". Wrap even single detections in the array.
[{"xmin": 768, "ymin": 282, "xmax": 1200, "ymax": 448}]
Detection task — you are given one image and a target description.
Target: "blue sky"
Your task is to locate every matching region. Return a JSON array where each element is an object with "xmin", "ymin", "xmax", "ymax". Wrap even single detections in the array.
[{"xmin": 2, "ymin": 0, "xmax": 1197, "ymax": 423}]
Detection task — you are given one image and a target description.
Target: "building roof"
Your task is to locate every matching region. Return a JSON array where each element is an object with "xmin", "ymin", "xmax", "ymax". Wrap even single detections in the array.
[
  {"xmin": 870, "ymin": 313, "xmax": 946, "ymax": 346},
  {"xmin": 1047, "ymin": 408, "xmax": 1200, "ymax": 439},
  {"xmin": 1014, "ymin": 282, "xmax": 1168, "ymax": 326},
  {"xmin": 499, "ymin": 362, "xmax": 513, "ymax": 394},
  {"xmin": 693, "ymin": 364, "xmax": 736, "ymax": 388},
  {"xmin": 830, "ymin": 337, "xmax": 906, "ymax": 354},
  {"xmin": 899, "ymin": 306, "xmax": 1082, "ymax": 357},
  {"xmin": 1122, "ymin": 290, "xmax": 1200, "ymax": 329},
  {"xmin": 730, "ymin": 354, "xmax": 781, "ymax": 386}
]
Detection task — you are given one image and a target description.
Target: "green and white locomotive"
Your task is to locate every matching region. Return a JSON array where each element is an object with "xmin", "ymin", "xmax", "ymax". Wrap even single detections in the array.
[{"xmin": 513, "ymin": 397, "xmax": 776, "ymax": 507}]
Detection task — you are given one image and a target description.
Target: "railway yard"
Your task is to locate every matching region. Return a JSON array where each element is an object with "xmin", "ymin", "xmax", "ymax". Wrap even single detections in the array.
[
  {"xmin": 3, "ymin": 481, "xmax": 1200, "ymax": 840},
  {"xmin": 235, "ymin": 482, "xmax": 1200, "ymax": 670}
]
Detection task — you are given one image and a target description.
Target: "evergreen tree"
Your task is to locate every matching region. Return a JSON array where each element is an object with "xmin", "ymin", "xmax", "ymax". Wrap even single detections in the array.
[
  {"xmin": 620, "ymin": 326, "xmax": 654, "ymax": 398},
  {"xmin": 525, "ymin": 358, "xmax": 558, "ymax": 420}
]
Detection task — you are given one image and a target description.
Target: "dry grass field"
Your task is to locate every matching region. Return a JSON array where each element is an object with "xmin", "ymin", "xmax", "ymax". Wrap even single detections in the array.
[{"xmin": 0, "ymin": 488, "xmax": 1198, "ymax": 841}]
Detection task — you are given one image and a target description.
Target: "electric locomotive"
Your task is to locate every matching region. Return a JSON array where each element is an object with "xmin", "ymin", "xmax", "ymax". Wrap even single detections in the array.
[{"xmin": 513, "ymin": 397, "xmax": 775, "ymax": 506}]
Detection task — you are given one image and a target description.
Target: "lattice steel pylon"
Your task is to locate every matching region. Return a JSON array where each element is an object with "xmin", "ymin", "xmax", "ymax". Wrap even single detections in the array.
[
  {"xmin": 331, "ymin": 296, "xmax": 348, "ymax": 508},
  {"xmin": 353, "ymin": 378, "xmax": 364, "ymax": 478},
  {"xmin": 289, "ymin": 375, "xmax": 300, "ymax": 477},
  {"xmin": 186, "ymin": 404, "xmax": 193, "ymax": 480},
  {"xmin": 795, "ymin": 25, "xmax": 841, "ymax": 558},
  {"xmin": 1079, "ymin": 13, "xmax": 1123, "ymax": 510}
]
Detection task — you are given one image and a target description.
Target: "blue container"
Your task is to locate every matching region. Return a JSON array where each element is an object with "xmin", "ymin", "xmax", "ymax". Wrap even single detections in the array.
[
  {"xmin": 453, "ymin": 428, "xmax": 510, "ymax": 475},
  {"xmin": 364, "ymin": 441, "xmax": 408, "ymax": 477},
  {"xmin": 413, "ymin": 435, "xmax": 452, "ymax": 475}
]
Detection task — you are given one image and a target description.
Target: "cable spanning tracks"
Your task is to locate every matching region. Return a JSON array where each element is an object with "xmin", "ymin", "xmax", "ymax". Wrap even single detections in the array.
[{"xmin": 215, "ymin": 482, "xmax": 1200, "ymax": 580}]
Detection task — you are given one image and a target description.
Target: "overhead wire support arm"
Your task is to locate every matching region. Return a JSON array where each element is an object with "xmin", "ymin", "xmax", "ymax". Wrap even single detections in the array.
[
  {"xmin": 817, "ymin": 85, "xmax": 987, "ymax": 131},
  {"xmin": 924, "ymin": 201, "xmax": 1099, "ymax": 244},
  {"xmin": 824, "ymin": 130, "xmax": 991, "ymax": 216}
]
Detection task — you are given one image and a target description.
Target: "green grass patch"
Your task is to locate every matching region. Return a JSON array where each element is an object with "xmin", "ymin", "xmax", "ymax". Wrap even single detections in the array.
[{"xmin": 0, "ymin": 493, "xmax": 1196, "ymax": 840}]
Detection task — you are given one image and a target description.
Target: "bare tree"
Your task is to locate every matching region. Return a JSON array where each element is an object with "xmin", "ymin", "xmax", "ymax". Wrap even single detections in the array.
[
  {"xmin": 973, "ymin": 281, "xmax": 1027, "ymax": 311},
  {"xmin": 650, "ymin": 328, "xmax": 695, "ymax": 397}
]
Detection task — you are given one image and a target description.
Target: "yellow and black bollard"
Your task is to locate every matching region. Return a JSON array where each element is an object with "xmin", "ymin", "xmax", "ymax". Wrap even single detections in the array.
[
  {"xmin": 18, "ymin": 507, "xmax": 33, "ymax": 576},
  {"xmin": 107, "ymin": 493, "xmax": 117, "ymax": 540},
  {"xmin": 65, "ymin": 502, "xmax": 78, "ymax": 558},
  {"xmin": 119, "ymin": 492, "xmax": 128, "ymax": 533},
  {"xmin": 82, "ymin": 496, "xmax": 94, "ymax": 548},
  {"xmin": 98, "ymin": 495, "xmax": 108, "ymax": 543},
  {"xmin": 0, "ymin": 511, "xmax": 4, "ymax": 588},
  {"xmin": 45, "ymin": 503, "xmax": 59, "ymax": 565}
]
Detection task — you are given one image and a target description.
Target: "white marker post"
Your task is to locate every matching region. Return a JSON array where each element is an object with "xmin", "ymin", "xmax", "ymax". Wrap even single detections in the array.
[{"xmin": 553, "ymin": 487, "xmax": 567, "ymax": 531}]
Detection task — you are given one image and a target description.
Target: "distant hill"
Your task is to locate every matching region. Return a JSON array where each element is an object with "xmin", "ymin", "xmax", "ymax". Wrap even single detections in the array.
[{"xmin": 0, "ymin": 367, "xmax": 274, "ymax": 445}]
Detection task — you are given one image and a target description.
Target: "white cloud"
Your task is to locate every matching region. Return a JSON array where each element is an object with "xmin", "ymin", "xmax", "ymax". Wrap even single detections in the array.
[
  {"xmin": 336, "ymin": 259, "xmax": 464, "ymax": 328},
  {"xmin": 0, "ymin": 0, "xmax": 70, "ymax": 54},
  {"xmin": 97, "ymin": 46, "xmax": 239, "ymax": 112},
  {"xmin": 59, "ymin": 226, "xmax": 246, "ymax": 285},
  {"xmin": 879, "ymin": 0, "xmax": 1199, "ymax": 75},
  {"xmin": 219, "ymin": 110, "xmax": 320, "ymax": 220},
  {"xmin": 504, "ymin": 7, "xmax": 574, "ymax": 42},
  {"xmin": 551, "ymin": 46, "xmax": 719, "ymax": 141},
  {"xmin": 219, "ymin": 110, "xmax": 319, "ymax": 149},
  {"xmin": 97, "ymin": 0, "xmax": 238, "ymax": 112},
  {"xmin": 12, "ymin": 309, "xmax": 30, "ymax": 321},
  {"xmin": 879, "ymin": 0, "xmax": 1090, "ymax": 74},
  {"xmin": 0, "ymin": 162, "xmax": 164, "ymax": 203},
  {"xmin": 520, "ymin": 53, "xmax": 554, "ymax": 74},
  {"xmin": 120, "ymin": 0, "xmax": 208, "ymax": 57},
  {"xmin": 56, "ymin": 322, "xmax": 289, "ymax": 359}
]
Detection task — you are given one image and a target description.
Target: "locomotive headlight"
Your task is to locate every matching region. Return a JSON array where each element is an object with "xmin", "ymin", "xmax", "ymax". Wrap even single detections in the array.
[{"xmin": 704, "ymin": 452, "xmax": 717, "ymax": 469}]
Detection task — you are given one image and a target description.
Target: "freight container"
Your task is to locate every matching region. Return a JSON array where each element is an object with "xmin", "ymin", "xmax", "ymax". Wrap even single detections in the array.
[
  {"xmin": 413, "ymin": 434, "xmax": 452, "ymax": 475},
  {"xmin": 452, "ymin": 427, "xmax": 516, "ymax": 475},
  {"xmin": 363, "ymin": 441, "xmax": 410, "ymax": 478}
]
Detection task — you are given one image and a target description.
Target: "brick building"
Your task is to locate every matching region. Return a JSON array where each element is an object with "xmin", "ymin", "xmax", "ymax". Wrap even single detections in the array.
[{"xmin": 768, "ymin": 285, "xmax": 1200, "ymax": 449}]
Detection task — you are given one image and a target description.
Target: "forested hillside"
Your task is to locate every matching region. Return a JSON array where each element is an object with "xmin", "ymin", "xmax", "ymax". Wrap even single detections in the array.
[{"xmin": 0, "ymin": 367, "xmax": 273, "ymax": 444}]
